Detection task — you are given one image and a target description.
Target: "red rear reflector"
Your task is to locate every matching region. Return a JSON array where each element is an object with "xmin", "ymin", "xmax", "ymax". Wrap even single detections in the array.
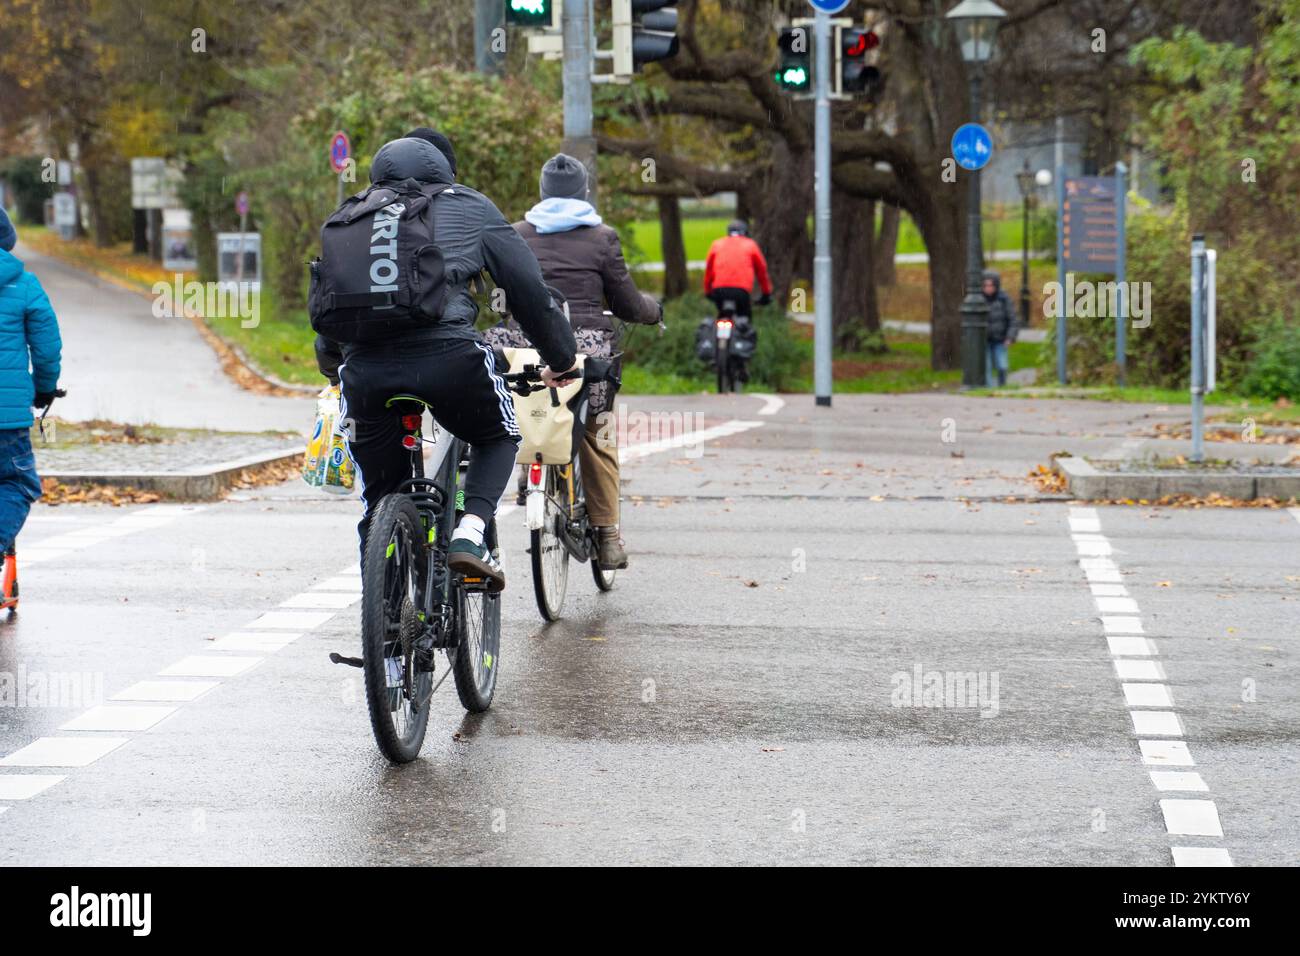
[
  {"xmin": 401, "ymin": 414, "xmax": 422, "ymax": 430},
  {"xmin": 529, "ymin": 463, "xmax": 543, "ymax": 485},
  {"xmin": 401, "ymin": 435, "xmax": 418, "ymax": 450},
  {"xmin": 718, "ymin": 319, "xmax": 733, "ymax": 329}
]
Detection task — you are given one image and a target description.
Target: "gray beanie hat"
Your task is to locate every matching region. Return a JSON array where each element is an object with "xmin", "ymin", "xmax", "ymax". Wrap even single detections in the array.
[{"xmin": 539, "ymin": 153, "xmax": 589, "ymax": 201}]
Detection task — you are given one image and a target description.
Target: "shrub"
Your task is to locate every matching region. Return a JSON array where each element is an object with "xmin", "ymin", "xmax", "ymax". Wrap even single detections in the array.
[{"xmin": 1237, "ymin": 317, "xmax": 1300, "ymax": 401}]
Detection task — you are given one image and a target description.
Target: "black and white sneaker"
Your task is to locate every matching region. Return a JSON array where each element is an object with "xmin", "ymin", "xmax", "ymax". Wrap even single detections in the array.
[{"xmin": 447, "ymin": 538, "xmax": 505, "ymax": 592}]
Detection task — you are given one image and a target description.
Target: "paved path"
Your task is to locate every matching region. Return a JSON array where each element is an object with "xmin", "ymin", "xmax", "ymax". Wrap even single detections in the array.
[{"xmin": 16, "ymin": 242, "xmax": 315, "ymax": 433}]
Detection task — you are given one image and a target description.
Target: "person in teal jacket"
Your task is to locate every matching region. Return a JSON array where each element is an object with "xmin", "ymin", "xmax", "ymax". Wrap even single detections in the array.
[{"xmin": 0, "ymin": 206, "xmax": 62, "ymax": 568}]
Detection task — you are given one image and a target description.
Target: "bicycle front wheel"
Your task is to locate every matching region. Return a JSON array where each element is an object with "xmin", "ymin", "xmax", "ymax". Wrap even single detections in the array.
[
  {"xmin": 360, "ymin": 494, "xmax": 431, "ymax": 764},
  {"xmin": 530, "ymin": 466, "xmax": 570, "ymax": 621}
]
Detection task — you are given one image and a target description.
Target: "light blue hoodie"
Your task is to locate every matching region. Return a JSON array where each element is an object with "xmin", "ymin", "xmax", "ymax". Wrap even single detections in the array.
[{"xmin": 524, "ymin": 197, "xmax": 602, "ymax": 235}]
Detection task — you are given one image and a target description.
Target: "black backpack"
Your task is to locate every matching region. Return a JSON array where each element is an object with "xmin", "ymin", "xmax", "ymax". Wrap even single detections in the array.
[{"xmin": 308, "ymin": 179, "xmax": 452, "ymax": 343}]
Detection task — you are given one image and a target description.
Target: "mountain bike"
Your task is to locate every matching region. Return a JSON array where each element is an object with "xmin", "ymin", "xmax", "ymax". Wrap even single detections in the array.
[
  {"xmin": 514, "ymin": 357, "xmax": 618, "ymax": 622},
  {"xmin": 331, "ymin": 385, "xmax": 529, "ymax": 764}
]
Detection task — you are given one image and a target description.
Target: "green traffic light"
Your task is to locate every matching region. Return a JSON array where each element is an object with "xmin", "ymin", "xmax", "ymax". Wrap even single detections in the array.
[
  {"xmin": 505, "ymin": 0, "xmax": 551, "ymax": 27},
  {"xmin": 779, "ymin": 66, "xmax": 808, "ymax": 89}
]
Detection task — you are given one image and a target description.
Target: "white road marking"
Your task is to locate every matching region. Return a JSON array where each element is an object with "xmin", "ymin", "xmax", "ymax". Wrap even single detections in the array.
[
  {"xmin": 1102, "ymin": 616, "xmax": 1144, "ymax": 634},
  {"xmin": 752, "ymin": 393, "xmax": 785, "ymax": 416},
  {"xmin": 1090, "ymin": 583, "xmax": 1128, "ymax": 597},
  {"xmin": 1130, "ymin": 711, "xmax": 1182, "ymax": 736},
  {"xmin": 1084, "ymin": 568, "xmax": 1123, "ymax": 584},
  {"xmin": 1290, "ymin": 507, "xmax": 1300, "ymax": 526},
  {"xmin": 0, "ymin": 774, "xmax": 66, "ymax": 800},
  {"xmin": 1069, "ymin": 517, "xmax": 1101, "ymax": 533},
  {"xmin": 1122, "ymin": 683, "xmax": 1173, "ymax": 708},
  {"xmin": 208, "ymin": 632, "xmax": 300, "ymax": 652},
  {"xmin": 279, "ymin": 591, "xmax": 359, "ymax": 609},
  {"xmin": 1171, "ymin": 846, "xmax": 1233, "ymax": 867},
  {"xmin": 309, "ymin": 576, "xmax": 364, "ymax": 591},
  {"xmin": 59, "ymin": 705, "xmax": 177, "ymax": 733},
  {"xmin": 158, "ymin": 656, "xmax": 262, "ymax": 678},
  {"xmin": 1074, "ymin": 508, "xmax": 1233, "ymax": 863},
  {"xmin": 1114, "ymin": 659, "xmax": 1164, "ymax": 680},
  {"xmin": 1107, "ymin": 636, "xmax": 1157, "ymax": 657},
  {"xmin": 1140, "ymin": 740, "xmax": 1194, "ymax": 766},
  {"xmin": 0, "ymin": 737, "xmax": 129, "ymax": 767},
  {"xmin": 1096, "ymin": 596, "xmax": 1139, "ymax": 614},
  {"xmin": 619, "ymin": 419, "xmax": 764, "ymax": 462},
  {"xmin": 247, "ymin": 610, "xmax": 335, "ymax": 630},
  {"xmin": 112, "ymin": 680, "xmax": 220, "ymax": 702},
  {"xmin": 18, "ymin": 504, "xmax": 205, "ymax": 565},
  {"xmin": 1150, "ymin": 771, "xmax": 1208, "ymax": 792},
  {"xmin": 1160, "ymin": 799, "xmax": 1224, "ymax": 837}
]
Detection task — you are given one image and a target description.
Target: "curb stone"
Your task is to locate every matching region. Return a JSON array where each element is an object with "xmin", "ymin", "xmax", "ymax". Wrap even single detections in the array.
[
  {"xmin": 45, "ymin": 446, "xmax": 304, "ymax": 501},
  {"xmin": 1055, "ymin": 454, "xmax": 1300, "ymax": 501}
]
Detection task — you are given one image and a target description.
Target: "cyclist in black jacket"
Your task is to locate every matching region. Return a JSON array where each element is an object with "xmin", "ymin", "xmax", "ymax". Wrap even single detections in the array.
[{"xmin": 316, "ymin": 136, "xmax": 577, "ymax": 591}]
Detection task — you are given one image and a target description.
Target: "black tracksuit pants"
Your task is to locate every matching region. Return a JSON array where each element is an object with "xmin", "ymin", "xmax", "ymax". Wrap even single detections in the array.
[{"xmin": 338, "ymin": 337, "xmax": 520, "ymax": 555}]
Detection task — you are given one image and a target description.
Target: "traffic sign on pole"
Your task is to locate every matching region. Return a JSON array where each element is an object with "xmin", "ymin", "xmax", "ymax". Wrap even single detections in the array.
[
  {"xmin": 951, "ymin": 123, "xmax": 992, "ymax": 171},
  {"xmin": 235, "ymin": 191, "xmax": 249, "ymax": 217},
  {"xmin": 808, "ymin": 0, "xmax": 851, "ymax": 12},
  {"xmin": 329, "ymin": 132, "xmax": 351, "ymax": 174}
]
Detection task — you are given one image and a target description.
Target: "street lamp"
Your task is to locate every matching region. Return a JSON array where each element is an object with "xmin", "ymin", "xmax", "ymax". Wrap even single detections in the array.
[
  {"xmin": 947, "ymin": 0, "xmax": 1007, "ymax": 388},
  {"xmin": 1015, "ymin": 161, "xmax": 1037, "ymax": 335}
]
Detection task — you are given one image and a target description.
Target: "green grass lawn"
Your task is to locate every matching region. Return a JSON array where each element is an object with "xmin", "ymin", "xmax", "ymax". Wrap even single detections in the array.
[{"xmin": 627, "ymin": 210, "xmax": 1039, "ymax": 264}]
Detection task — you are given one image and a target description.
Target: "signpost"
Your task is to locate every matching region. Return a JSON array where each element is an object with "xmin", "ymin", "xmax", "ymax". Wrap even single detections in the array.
[
  {"xmin": 330, "ymin": 131, "xmax": 351, "ymax": 207},
  {"xmin": 234, "ymin": 191, "xmax": 250, "ymax": 284},
  {"xmin": 1189, "ymin": 237, "xmax": 1218, "ymax": 462},
  {"xmin": 951, "ymin": 123, "xmax": 992, "ymax": 171},
  {"xmin": 1057, "ymin": 165, "xmax": 1128, "ymax": 384},
  {"xmin": 811, "ymin": 1, "xmax": 837, "ymax": 407}
]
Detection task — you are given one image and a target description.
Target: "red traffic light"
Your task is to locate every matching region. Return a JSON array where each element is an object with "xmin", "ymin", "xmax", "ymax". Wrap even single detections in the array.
[{"xmin": 843, "ymin": 29, "xmax": 879, "ymax": 58}]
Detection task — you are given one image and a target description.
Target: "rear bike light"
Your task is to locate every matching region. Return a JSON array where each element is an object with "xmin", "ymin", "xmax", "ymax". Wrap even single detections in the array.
[
  {"xmin": 401, "ymin": 435, "xmax": 419, "ymax": 450},
  {"xmin": 717, "ymin": 319, "xmax": 734, "ymax": 329},
  {"xmin": 529, "ymin": 462, "xmax": 543, "ymax": 485},
  {"xmin": 400, "ymin": 414, "xmax": 422, "ymax": 430}
]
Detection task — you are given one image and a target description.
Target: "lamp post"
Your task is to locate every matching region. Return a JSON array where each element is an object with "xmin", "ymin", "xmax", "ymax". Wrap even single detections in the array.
[
  {"xmin": 1014, "ymin": 163, "xmax": 1053, "ymax": 333},
  {"xmin": 1015, "ymin": 161, "xmax": 1036, "ymax": 333},
  {"xmin": 947, "ymin": 0, "xmax": 1006, "ymax": 388}
]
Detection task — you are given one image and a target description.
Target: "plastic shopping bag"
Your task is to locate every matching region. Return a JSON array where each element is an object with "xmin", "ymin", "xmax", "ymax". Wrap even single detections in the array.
[{"xmin": 302, "ymin": 385, "xmax": 356, "ymax": 495}]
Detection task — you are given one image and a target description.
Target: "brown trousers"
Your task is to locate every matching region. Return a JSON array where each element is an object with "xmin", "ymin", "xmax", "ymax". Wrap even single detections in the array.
[{"xmin": 580, "ymin": 412, "xmax": 620, "ymax": 527}]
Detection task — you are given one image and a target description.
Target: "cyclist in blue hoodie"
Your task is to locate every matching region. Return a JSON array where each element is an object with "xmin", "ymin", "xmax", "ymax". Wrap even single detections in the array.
[{"xmin": 0, "ymin": 206, "xmax": 63, "ymax": 608}]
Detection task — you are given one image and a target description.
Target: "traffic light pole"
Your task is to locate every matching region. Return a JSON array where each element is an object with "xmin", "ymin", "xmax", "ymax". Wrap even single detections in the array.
[
  {"xmin": 562, "ymin": 0, "xmax": 598, "ymax": 203},
  {"xmin": 813, "ymin": 10, "xmax": 833, "ymax": 407}
]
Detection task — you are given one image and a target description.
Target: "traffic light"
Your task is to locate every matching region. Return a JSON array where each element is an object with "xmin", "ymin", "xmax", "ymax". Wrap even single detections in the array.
[
  {"xmin": 836, "ymin": 26, "xmax": 882, "ymax": 96},
  {"xmin": 613, "ymin": 1, "xmax": 680, "ymax": 75},
  {"xmin": 776, "ymin": 27, "xmax": 811, "ymax": 94},
  {"xmin": 504, "ymin": 0, "xmax": 557, "ymax": 30}
]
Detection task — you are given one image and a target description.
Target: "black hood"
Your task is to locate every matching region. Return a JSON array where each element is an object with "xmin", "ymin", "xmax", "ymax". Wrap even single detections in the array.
[
  {"xmin": 982, "ymin": 269, "xmax": 1001, "ymax": 292},
  {"xmin": 369, "ymin": 137, "xmax": 454, "ymax": 186}
]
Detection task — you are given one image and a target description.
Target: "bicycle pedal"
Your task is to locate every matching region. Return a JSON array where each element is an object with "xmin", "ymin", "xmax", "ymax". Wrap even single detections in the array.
[{"xmin": 328, "ymin": 652, "xmax": 364, "ymax": 668}]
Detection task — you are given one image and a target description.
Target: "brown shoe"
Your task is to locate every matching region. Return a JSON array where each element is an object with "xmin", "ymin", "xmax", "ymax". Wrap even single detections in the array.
[{"xmin": 596, "ymin": 526, "xmax": 629, "ymax": 570}]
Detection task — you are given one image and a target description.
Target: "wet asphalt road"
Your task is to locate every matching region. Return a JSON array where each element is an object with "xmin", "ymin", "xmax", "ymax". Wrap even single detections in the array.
[{"xmin": 1, "ymin": 392, "xmax": 1295, "ymax": 865}]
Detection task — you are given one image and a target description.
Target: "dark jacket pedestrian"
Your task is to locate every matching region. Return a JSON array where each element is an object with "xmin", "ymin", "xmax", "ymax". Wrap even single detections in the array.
[{"xmin": 982, "ymin": 270, "xmax": 1017, "ymax": 343}]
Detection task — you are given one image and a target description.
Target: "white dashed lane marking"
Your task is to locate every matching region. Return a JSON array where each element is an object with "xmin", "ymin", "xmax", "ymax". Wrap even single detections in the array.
[
  {"xmin": 58, "ymin": 705, "xmax": 177, "ymax": 733},
  {"xmin": 112, "ymin": 681, "xmax": 220, "ymax": 703},
  {"xmin": 1071, "ymin": 506, "xmax": 1234, "ymax": 866},
  {"xmin": 0, "ymin": 737, "xmax": 130, "ymax": 768},
  {"xmin": 0, "ymin": 775, "xmax": 66, "ymax": 799}
]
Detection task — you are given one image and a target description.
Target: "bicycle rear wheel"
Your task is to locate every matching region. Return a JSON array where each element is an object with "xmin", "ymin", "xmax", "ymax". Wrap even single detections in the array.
[
  {"xmin": 530, "ymin": 466, "xmax": 570, "ymax": 621},
  {"xmin": 452, "ymin": 519, "xmax": 502, "ymax": 712},
  {"xmin": 361, "ymin": 494, "xmax": 431, "ymax": 764}
]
